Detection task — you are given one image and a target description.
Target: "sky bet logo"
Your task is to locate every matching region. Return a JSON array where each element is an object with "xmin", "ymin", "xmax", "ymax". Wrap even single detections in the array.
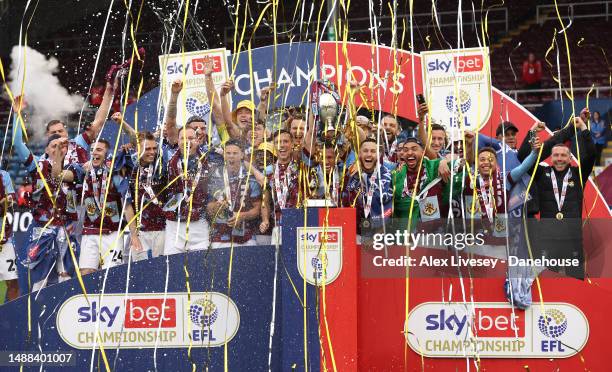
[
  {"xmin": 78, "ymin": 299, "xmax": 176, "ymax": 328},
  {"xmin": 300, "ymin": 231, "xmax": 339, "ymax": 244},
  {"xmin": 425, "ymin": 308, "xmax": 524, "ymax": 337},
  {"xmin": 427, "ymin": 55, "xmax": 484, "ymax": 73},
  {"xmin": 166, "ymin": 56, "xmax": 222, "ymax": 75}
]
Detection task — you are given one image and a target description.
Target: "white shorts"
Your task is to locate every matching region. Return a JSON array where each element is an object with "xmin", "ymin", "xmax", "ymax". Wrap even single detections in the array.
[
  {"xmin": 211, "ymin": 239, "xmax": 257, "ymax": 249},
  {"xmin": 164, "ymin": 219, "xmax": 210, "ymax": 255},
  {"xmin": 0, "ymin": 241, "xmax": 18, "ymax": 281},
  {"xmin": 130, "ymin": 230, "xmax": 166, "ymax": 262},
  {"xmin": 79, "ymin": 231, "xmax": 125, "ymax": 270}
]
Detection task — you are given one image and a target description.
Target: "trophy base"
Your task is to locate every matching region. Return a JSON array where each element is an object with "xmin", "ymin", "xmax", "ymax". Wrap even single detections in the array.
[{"xmin": 304, "ymin": 199, "xmax": 337, "ymax": 208}]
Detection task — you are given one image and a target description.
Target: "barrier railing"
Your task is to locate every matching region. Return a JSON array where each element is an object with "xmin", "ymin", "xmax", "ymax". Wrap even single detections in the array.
[
  {"xmin": 537, "ymin": 1, "xmax": 611, "ymax": 24},
  {"xmin": 224, "ymin": 7, "xmax": 508, "ymax": 45},
  {"xmin": 505, "ymin": 86, "xmax": 612, "ymax": 108}
]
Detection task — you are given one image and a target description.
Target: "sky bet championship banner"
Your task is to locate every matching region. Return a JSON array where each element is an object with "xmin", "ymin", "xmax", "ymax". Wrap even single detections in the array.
[
  {"xmin": 406, "ymin": 302, "xmax": 589, "ymax": 358},
  {"xmin": 158, "ymin": 48, "xmax": 231, "ymax": 128},
  {"xmin": 0, "ymin": 245, "xmax": 281, "ymax": 371},
  {"xmin": 421, "ymin": 47, "xmax": 492, "ymax": 132}
]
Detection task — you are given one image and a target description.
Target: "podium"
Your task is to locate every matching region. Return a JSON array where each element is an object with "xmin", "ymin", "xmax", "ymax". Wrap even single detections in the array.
[
  {"xmin": 0, "ymin": 208, "xmax": 357, "ymax": 371},
  {"xmin": 0, "ymin": 207, "xmax": 608, "ymax": 371}
]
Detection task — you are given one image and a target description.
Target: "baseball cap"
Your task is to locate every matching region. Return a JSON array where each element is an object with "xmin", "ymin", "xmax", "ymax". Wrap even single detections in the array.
[
  {"xmin": 404, "ymin": 137, "xmax": 424, "ymax": 148},
  {"xmin": 257, "ymin": 142, "xmax": 277, "ymax": 156},
  {"xmin": 232, "ymin": 100, "xmax": 256, "ymax": 123},
  {"xmin": 496, "ymin": 121, "xmax": 519, "ymax": 136}
]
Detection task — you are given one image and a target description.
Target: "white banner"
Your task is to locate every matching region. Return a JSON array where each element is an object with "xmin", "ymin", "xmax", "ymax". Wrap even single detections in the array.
[
  {"xmin": 421, "ymin": 48, "xmax": 492, "ymax": 132},
  {"xmin": 158, "ymin": 49, "xmax": 231, "ymax": 127},
  {"xmin": 57, "ymin": 292, "xmax": 240, "ymax": 349},
  {"xmin": 406, "ymin": 302, "xmax": 589, "ymax": 358},
  {"xmin": 297, "ymin": 227, "xmax": 343, "ymax": 286}
]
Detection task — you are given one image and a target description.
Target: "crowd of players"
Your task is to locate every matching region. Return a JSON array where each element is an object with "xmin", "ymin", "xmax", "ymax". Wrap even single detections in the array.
[{"xmin": 0, "ymin": 63, "xmax": 597, "ymax": 302}]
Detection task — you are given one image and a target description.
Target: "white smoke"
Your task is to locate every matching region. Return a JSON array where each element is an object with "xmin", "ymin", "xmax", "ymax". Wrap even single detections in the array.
[{"xmin": 8, "ymin": 45, "xmax": 83, "ymax": 140}]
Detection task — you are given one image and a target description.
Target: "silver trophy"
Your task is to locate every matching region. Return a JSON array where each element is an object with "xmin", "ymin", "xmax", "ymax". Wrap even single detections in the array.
[{"xmin": 318, "ymin": 92, "xmax": 339, "ymax": 137}]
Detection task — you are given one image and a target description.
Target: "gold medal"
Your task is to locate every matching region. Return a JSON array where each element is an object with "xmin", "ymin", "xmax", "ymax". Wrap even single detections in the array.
[{"xmin": 556, "ymin": 212, "xmax": 564, "ymax": 220}]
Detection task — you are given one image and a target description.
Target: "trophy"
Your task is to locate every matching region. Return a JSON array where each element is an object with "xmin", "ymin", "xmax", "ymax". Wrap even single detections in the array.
[
  {"xmin": 310, "ymin": 80, "xmax": 341, "ymax": 141},
  {"xmin": 319, "ymin": 92, "xmax": 339, "ymax": 138}
]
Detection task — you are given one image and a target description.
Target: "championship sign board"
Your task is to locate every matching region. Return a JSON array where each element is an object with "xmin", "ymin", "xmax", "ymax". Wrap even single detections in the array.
[
  {"xmin": 57, "ymin": 292, "xmax": 240, "ymax": 349},
  {"xmin": 406, "ymin": 302, "xmax": 589, "ymax": 358},
  {"xmin": 158, "ymin": 49, "xmax": 230, "ymax": 128},
  {"xmin": 421, "ymin": 47, "xmax": 492, "ymax": 132},
  {"xmin": 296, "ymin": 226, "xmax": 343, "ymax": 286}
]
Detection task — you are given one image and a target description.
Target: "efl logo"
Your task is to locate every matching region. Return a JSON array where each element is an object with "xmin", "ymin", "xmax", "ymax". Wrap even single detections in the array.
[
  {"xmin": 425, "ymin": 308, "xmax": 524, "ymax": 337},
  {"xmin": 191, "ymin": 56, "xmax": 222, "ymax": 75},
  {"xmin": 124, "ymin": 299, "xmax": 176, "ymax": 328},
  {"xmin": 453, "ymin": 55, "xmax": 483, "ymax": 73}
]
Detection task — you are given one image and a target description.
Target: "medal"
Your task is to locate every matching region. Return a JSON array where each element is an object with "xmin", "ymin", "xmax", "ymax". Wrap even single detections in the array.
[{"xmin": 551, "ymin": 169, "xmax": 571, "ymax": 220}]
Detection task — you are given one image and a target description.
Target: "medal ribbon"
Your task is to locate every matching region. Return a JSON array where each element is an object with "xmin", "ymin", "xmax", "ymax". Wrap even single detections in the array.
[
  {"xmin": 90, "ymin": 166, "xmax": 108, "ymax": 211},
  {"xmin": 140, "ymin": 164, "xmax": 159, "ymax": 205},
  {"xmin": 551, "ymin": 168, "xmax": 571, "ymax": 214},
  {"xmin": 477, "ymin": 173, "xmax": 501, "ymax": 224},
  {"xmin": 177, "ymin": 155, "xmax": 203, "ymax": 202},
  {"xmin": 363, "ymin": 171, "xmax": 378, "ymax": 218},
  {"xmin": 223, "ymin": 165, "xmax": 246, "ymax": 211},
  {"xmin": 274, "ymin": 161, "xmax": 291, "ymax": 209}
]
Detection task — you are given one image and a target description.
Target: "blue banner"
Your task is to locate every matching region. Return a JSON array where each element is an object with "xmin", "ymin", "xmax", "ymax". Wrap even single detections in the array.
[
  {"xmin": 0, "ymin": 247, "xmax": 280, "ymax": 371},
  {"xmin": 229, "ymin": 42, "xmax": 316, "ymax": 109}
]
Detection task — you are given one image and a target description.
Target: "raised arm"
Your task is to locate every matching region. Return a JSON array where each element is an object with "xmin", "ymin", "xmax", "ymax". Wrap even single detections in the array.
[
  {"xmin": 256, "ymin": 84, "xmax": 275, "ymax": 124},
  {"xmin": 508, "ymin": 136, "xmax": 540, "ymax": 184},
  {"xmin": 163, "ymin": 79, "xmax": 183, "ymax": 146},
  {"xmin": 574, "ymin": 116, "xmax": 597, "ymax": 185},
  {"xmin": 464, "ymin": 130, "xmax": 476, "ymax": 165},
  {"xmin": 10, "ymin": 97, "xmax": 32, "ymax": 162},
  {"xmin": 83, "ymin": 77, "xmax": 119, "ymax": 142},
  {"xmin": 302, "ymin": 116, "xmax": 317, "ymax": 158},
  {"xmin": 518, "ymin": 121, "xmax": 577, "ymax": 162},
  {"xmin": 203, "ymin": 63, "xmax": 223, "ymax": 125},
  {"xmin": 416, "ymin": 103, "xmax": 439, "ymax": 160},
  {"xmin": 476, "ymin": 132, "xmax": 501, "ymax": 151},
  {"xmin": 110, "ymin": 112, "xmax": 137, "ymax": 141},
  {"xmin": 220, "ymin": 80, "xmax": 241, "ymax": 139},
  {"xmin": 50, "ymin": 138, "xmax": 78, "ymax": 182}
]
